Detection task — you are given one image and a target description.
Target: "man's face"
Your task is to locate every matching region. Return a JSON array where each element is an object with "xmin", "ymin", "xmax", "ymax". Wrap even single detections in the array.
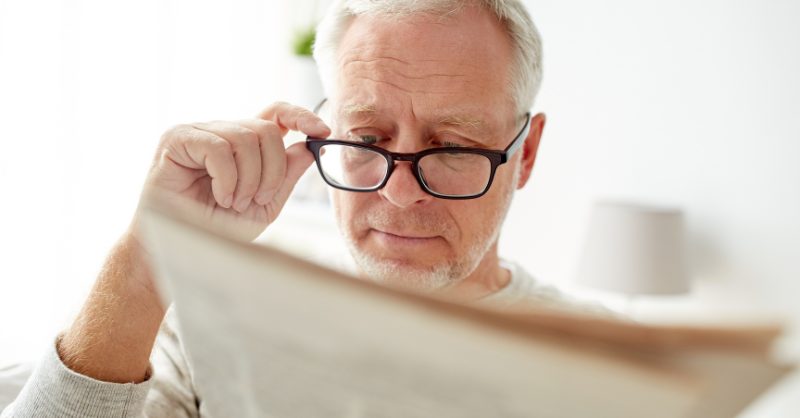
[{"xmin": 328, "ymin": 6, "xmax": 531, "ymax": 291}]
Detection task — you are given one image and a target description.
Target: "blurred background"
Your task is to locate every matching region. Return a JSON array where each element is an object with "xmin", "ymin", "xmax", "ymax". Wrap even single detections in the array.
[{"xmin": 1, "ymin": 0, "xmax": 798, "ymax": 415}]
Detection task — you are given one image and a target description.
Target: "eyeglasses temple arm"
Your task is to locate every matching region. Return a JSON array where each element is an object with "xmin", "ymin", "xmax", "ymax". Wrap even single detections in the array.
[{"xmin": 502, "ymin": 112, "xmax": 532, "ymax": 162}]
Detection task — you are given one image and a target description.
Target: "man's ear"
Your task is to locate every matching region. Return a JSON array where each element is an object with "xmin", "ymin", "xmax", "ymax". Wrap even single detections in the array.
[{"xmin": 516, "ymin": 112, "xmax": 546, "ymax": 189}]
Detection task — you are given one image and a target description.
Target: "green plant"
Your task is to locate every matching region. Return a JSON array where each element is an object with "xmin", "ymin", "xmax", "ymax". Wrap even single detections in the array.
[{"xmin": 292, "ymin": 26, "xmax": 316, "ymax": 57}]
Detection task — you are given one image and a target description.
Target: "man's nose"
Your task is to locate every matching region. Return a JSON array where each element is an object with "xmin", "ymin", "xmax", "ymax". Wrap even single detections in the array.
[{"xmin": 378, "ymin": 161, "xmax": 433, "ymax": 208}]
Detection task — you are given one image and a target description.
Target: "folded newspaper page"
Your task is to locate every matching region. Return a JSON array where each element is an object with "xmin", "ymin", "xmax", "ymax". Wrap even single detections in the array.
[{"xmin": 140, "ymin": 201, "xmax": 793, "ymax": 418}]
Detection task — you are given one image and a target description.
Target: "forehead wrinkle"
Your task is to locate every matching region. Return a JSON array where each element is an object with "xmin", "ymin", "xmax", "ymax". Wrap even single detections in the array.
[
  {"xmin": 340, "ymin": 101, "xmax": 496, "ymax": 137},
  {"xmin": 340, "ymin": 43, "xmax": 475, "ymax": 81},
  {"xmin": 343, "ymin": 54, "xmax": 469, "ymax": 78},
  {"xmin": 342, "ymin": 61, "xmax": 470, "ymax": 96},
  {"xmin": 340, "ymin": 48, "xmax": 457, "ymax": 76}
]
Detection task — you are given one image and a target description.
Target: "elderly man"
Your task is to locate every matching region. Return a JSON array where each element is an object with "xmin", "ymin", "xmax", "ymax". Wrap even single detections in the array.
[{"xmin": 2, "ymin": 0, "xmax": 562, "ymax": 416}]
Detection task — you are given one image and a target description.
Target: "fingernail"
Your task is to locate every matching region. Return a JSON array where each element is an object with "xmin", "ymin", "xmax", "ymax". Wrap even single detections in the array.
[
  {"xmin": 315, "ymin": 120, "xmax": 329, "ymax": 133},
  {"xmin": 234, "ymin": 197, "xmax": 251, "ymax": 213},
  {"xmin": 223, "ymin": 195, "xmax": 233, "ymax": 208}
]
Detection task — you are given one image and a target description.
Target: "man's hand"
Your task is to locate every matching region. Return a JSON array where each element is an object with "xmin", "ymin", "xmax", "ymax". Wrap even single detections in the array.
[
  {"xmin": 59, "ymin": 102, "xmax": 329, "ymax": 384},
  {"xmin": 141, "ymin": 102, "xmax": 331, "ymax": 241}
]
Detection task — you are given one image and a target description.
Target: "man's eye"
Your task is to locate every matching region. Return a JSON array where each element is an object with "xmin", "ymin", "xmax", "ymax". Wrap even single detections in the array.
[
  {"xmin": 347, "ymin": 133, "xmax": 382, "ymax": 145},
  {"xmin": 442, "ymin": 141, "xmax": 463, "ymax": 148},
  {"xmin": 360, "ymin": 135, "xmax": 380, "ymax": 145}
]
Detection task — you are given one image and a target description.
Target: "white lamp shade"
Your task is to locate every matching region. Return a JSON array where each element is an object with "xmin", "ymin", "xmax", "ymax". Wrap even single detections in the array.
[{"xmin": 575, "ymin": 201, "xmax": 691, "ymax": 296}]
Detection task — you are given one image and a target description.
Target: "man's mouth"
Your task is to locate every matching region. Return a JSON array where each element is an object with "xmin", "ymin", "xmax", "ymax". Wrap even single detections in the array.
[{"xmin": 369, "ymin": 228, "xmax": 441, "ymax": 247}]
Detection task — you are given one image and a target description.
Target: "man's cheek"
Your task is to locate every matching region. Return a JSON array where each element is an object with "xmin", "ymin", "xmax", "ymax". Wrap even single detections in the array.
[
  {"xmin": 331, "ymin": 191, "xmax": 349, "ymax": 232},
  {"xmin": 334, "ymin": 191, "xmax": 363, "ymax": 236}
]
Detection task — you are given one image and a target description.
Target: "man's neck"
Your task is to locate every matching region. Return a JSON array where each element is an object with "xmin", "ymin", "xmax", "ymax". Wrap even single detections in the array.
[{"xmin": 437, "ymin": 243, "xmax": 511, "ymax": 302}]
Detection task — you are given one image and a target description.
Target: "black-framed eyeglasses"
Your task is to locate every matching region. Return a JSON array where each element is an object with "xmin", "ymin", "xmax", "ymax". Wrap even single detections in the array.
[{"xmin": 305, "ymin": 99, "xmax": 531, "ymax": 200}]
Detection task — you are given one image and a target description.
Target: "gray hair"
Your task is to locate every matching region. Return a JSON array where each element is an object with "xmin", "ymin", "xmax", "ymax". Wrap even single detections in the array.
[{"xmin": 313, "ymin": 0, "xmax": 543, "ymax": 114}]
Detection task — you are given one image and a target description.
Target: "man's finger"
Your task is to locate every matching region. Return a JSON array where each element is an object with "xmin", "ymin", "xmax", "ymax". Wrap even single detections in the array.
[
  {"xmin": 269, "ymin": 141, "xmax": 316, "ymax": 210},
  {"xmin": 179, "ymin": 128, "xmax": 238, "ymax": 208},
  {"xmin": 257, "ymin": 101, "xmax": 331, "ymax": 138},
  {"xmin": 237, "ymin": 119, "xmax": 287, "ymax": 206},
  {"xmin": 193, "ymin": 122, "xmax": 263, "ymax": 213}
]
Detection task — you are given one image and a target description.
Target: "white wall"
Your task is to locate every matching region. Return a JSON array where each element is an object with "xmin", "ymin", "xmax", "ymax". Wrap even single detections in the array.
[
  {"xmin": 1, "ymin": 0, "xmax": 798, "ymax": 415},
  {"xmin": 500, "ymin": 1, "xmax": 800, "ymax": 415},
  {"xmin": 502, "ymin": 0, "xmax": 800, "ymax": 332},
  {"xmin": 0, "ymin": 0, "xmax": 306, "ymax": 362},
  {"xmin": 506, "ymin": 0, "xmax": 800, "ymax": 318}
]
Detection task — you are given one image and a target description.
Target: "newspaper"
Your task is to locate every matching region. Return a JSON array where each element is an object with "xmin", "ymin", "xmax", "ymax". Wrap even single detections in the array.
[{"xmin": 140, "ymin": 202, "xmax": 793, "ymax": 418}]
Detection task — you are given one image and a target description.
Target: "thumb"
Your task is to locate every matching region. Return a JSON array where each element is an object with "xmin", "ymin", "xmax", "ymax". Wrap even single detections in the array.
[{"xmin": 270, "ymin": 141, "xmax": 317, "ymax": 207}]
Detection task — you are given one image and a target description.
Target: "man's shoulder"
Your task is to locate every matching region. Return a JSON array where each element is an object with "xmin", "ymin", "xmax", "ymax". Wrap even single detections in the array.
[{"xmin": 485, "ymin": 260, "xmax": 617, "ymax": 318}]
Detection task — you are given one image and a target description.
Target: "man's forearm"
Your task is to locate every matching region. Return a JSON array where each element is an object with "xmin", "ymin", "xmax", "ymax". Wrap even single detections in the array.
[{"xmin": 59, "ymin": 232, "xmax": 166, "ymax": 383}]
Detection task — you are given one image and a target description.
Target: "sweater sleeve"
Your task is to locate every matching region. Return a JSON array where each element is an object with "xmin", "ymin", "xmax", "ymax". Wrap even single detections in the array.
[
  {"xmin": 0, "ymin": 336, "xmax": 151, "ymax": 418},
  {"xmin": 1, "ymin": 310, "xmax": 199, "ymax": 418}
]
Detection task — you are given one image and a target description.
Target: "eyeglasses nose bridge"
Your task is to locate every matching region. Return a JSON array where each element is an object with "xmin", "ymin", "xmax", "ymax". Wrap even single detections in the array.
[
  {"xmin": 383, "ymin": 153, "xmax": 418, "ymax": 180},
  {"xmin": 381, "ymin": 150, "xmax": 428, "ymax": 184},
  {"xmin": 389, "ymin": 153, "xmax": 416, "ymax": 163},
  {"xmin": 379, "ymin": 155, "xmax": 431, "ymax": 199}
]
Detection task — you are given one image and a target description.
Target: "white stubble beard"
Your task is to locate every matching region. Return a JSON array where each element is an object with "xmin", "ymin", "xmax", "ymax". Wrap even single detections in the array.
[{"xmin": 333, "ymin": 164, "xmax": 520, "ymax": 293}]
